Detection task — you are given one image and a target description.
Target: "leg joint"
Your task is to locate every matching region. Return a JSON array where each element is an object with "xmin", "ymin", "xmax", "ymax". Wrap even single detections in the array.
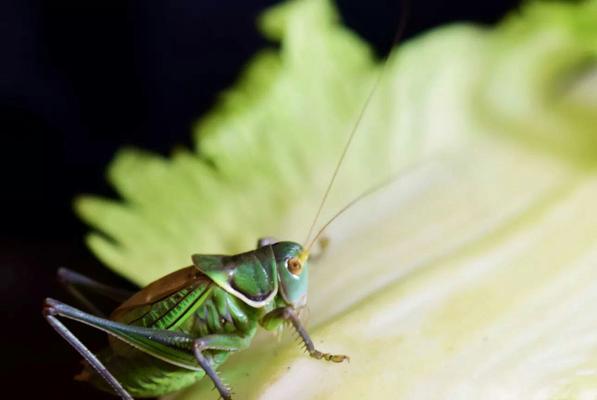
[
  {"xmin": 42, "ymin": 297, "xmax": 59, "ymax": 317},
  {"xmin": 192, "ymin": 338, "xmax": 207, "ymax": 352}
]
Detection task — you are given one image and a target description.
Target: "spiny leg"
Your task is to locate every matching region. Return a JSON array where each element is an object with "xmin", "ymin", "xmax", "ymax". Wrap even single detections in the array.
[
  {"xmin": 46, "ymin": 298, "xmax": 253, "ymax": 400},
  {"xmin": 43, "ymin": 298, "xmax": 199, "ymax": 400},
  {"xmin": 43, "ymin": 298, "xmax": 202, "ymax": 370},
  {"xmin": 192, "ymin": 334, "xmax": 254, "ymax": 400},
  {"xmin": 282, "ymin": 307, "xmax": 349, "ymax": 363},
  {"xmin": 43, "ymin": 299, "xmax": 134, "ymax": 400},
  {"xmin": 57, "ymin": 267, "xmax": 134, "ymax": 317},
  {"xmin": 192, "ymin": 345, "xmax": 230, "ymax": 399}
]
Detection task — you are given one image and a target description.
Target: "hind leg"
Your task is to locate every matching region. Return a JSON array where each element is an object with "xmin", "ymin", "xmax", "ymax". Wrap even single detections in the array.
[
  {"xmin": 43, "ymin": 298, "xmax": 134, "ymax": 400},
  {"xmin": 57, "ymin": 267, "xmax": 134, "ymax": 317}
]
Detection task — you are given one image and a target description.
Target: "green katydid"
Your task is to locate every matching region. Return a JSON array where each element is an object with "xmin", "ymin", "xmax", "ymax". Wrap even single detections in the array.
[
  {"xmin": 44, "ymin": 3, "xmax": 407, "ymax": 399},
  {"xmin": 44, "ymin": 239, "xmax": 343, "ymax": 399}
]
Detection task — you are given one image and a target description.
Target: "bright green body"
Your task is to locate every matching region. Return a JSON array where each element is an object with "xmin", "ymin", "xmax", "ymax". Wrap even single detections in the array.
[{"xmin": 79, "ymin": 241, "xmax": 305, "ymax": 397}]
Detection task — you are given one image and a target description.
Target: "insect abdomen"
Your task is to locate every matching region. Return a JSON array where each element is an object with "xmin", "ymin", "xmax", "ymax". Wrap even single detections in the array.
[
  {"xmin": 80, "ymin": 268, "xmax": 255, "ymax": 397},
  {"xmin": 78, "ymin": 347, "xmax": 213, "ymax": 398}
]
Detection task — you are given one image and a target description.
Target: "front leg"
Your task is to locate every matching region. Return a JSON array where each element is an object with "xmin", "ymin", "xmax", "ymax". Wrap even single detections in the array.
[
  {"xmin": 192, "ymin": 334, "xmax": 253, "ymax": 400},
  {"xmin": 263, "ymin": 308, "xmax": 349, "ymax": 363},
  {"xmin": 283, "ymin": 308, "xmax": 349, "ymax": 363}
]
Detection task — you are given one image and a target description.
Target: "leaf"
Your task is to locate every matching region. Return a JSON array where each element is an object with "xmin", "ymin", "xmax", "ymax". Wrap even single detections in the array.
[{"xmin": 76, "ymin": 0, "xmax": 597, "ymax": 398}]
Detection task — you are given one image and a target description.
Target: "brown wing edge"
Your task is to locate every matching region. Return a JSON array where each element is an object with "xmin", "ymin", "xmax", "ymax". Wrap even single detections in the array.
[{"xmin": 110, "ymin": 265, "xmax": 207, "ymax": 322}]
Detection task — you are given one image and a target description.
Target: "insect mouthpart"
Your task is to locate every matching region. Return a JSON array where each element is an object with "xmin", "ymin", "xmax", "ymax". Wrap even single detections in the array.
[{"xmin": 291, "ymin": 293, "xmax": 308, "ymax": 310}]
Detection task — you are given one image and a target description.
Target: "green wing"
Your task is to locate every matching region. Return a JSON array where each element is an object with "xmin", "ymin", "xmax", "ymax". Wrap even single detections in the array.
[
  {"xmin": 111, "ymin": 266, "xmax": 213, "ymax": 330},
  {"xmin": 98, "ymin": 266, "xmax": 214, "ymax": 369}
]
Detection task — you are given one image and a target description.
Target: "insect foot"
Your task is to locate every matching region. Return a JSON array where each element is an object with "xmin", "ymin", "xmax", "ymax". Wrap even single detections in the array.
[
  {"xmin": 310, "ymin": 350, "xmax": 350, "ymax": 363},
  {"xmin": 282, "ymin": 307, "xmax": 350, "ymax": 365}
]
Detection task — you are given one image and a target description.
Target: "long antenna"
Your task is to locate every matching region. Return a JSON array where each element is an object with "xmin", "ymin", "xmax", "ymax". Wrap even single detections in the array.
[
  {"xmin": 306, "ymin": 159, "xmax": 426, "ymax": 252},
  {"xmin": 303, "ymin": 1, "xmax": 410, "ymax": 251}
]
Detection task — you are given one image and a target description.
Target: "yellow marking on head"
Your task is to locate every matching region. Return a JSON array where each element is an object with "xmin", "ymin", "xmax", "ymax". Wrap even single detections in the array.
[{"xmin": 298, "ymin": 249, "xmax": 310, "ymax": 265}]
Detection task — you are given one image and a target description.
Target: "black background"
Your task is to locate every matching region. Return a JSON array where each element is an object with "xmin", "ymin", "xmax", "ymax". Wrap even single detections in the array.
[{"xmin": 1, "ymin": 0, "xmax": 520, "ymax": 398}]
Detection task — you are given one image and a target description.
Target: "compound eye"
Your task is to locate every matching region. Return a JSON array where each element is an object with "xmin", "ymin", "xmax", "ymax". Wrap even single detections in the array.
[{"xmin": 286, "ymin": 257, "xmax": 303, "ymax": 276}]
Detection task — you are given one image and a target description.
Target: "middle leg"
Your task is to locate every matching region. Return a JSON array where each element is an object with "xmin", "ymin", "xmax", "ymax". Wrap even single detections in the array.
[{"xmin": 192, "ymin": 333, "xmax": 254, "ymax": 400}]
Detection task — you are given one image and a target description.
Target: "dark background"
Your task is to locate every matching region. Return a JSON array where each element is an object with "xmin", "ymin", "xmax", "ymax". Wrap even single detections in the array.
[{"xmin": 0, "ymin": 0, "xmax": 520, "ymax": 398}]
